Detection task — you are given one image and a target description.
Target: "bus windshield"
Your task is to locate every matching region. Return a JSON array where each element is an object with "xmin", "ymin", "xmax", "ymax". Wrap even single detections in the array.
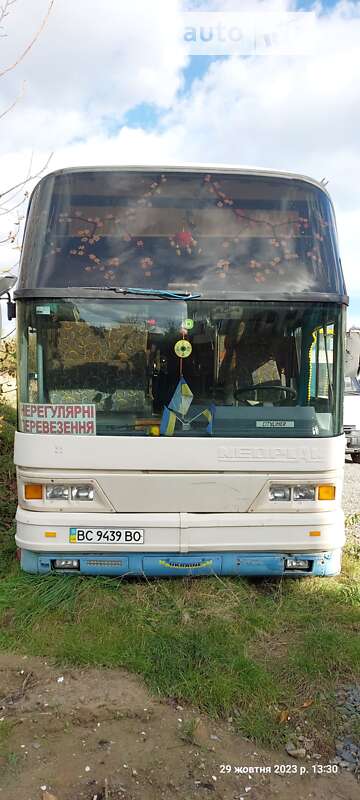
[
  {"xmin": 18, "ymin": 169, "xmax": 344, "ymax": 298},
  {"xmin": 18, "ymin": 299, "xmax": 344, "ymax": 438}
]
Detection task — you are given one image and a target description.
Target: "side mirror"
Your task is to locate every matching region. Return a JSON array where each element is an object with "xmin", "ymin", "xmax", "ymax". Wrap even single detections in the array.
[
  {"xmin": 0, "ymin": 274, "xmax": 16, "ymax": 297},
  {"xmin": 0, "ymin": 275, "xmax": 16, "ymax": 334},
  {"xmin": 345, "ymin": 330, "xmax": 360, "ymax": 379}
]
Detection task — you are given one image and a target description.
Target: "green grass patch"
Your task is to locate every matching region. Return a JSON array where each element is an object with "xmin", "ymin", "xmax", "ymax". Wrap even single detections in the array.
[
  {"xmin": 0, "ymin": 570, "xmax": 359, "ymax": 747},
  {"xmin": 0, "ymin": 406, "xmax": 359, "ymax": 749},
  {"xmin": 0, "ymin": 720, "xmax": 19, "ymax": 775},
  {"xmin": 0, "ymin": 403, "xmax": 17, "ymax": 575},
  {"xmin": 0, "ymin": 720, "xmax": 14, "ymax": 754}
]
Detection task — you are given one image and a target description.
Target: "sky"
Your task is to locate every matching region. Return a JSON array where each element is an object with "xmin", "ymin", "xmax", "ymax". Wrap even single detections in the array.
[{"xmin": 0, "ymin": 0, "xmax": 359, "ymax": 323}]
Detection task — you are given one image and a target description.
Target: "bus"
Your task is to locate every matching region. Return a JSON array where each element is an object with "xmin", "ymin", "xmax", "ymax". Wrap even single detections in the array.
[{"xmin": 11, "ymin": 166, "xmax": 347, "ymax": 577}]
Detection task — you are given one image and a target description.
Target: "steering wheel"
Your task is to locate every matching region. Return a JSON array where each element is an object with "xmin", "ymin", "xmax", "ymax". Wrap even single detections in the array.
[{"xmin": 234, "ymin": 382, "xmax": 298, "ymax": 403}]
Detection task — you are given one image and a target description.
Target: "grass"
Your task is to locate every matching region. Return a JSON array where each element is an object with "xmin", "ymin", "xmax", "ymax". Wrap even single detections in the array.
[
  {"xmin": 0, "ymin": 720, "xmax": 18, "ymax": 774},
  {"xmin": 0, "ymin": 401, "xmax": 359, "ymax": 751},
  {"xmin": 0, "ymin": 403, "xmax": 17, "ymax": 575}
]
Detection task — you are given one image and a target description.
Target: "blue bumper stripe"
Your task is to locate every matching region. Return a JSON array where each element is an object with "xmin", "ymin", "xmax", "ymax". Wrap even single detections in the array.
[{"xmin": 20, "ymin": 549, "xmax": 342, "ymax": 577}]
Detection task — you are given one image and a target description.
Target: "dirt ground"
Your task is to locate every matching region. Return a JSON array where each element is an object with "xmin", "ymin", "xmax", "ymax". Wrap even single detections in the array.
[{"xmin": 0, "ymin": 653, "xmax": 358, "ymax": 800}]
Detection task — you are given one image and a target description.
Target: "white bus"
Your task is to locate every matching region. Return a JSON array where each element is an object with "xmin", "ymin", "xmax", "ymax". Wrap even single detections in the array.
[{"xmin": 12, "ymin": 166, "xmax": 346, "ymax": 577}]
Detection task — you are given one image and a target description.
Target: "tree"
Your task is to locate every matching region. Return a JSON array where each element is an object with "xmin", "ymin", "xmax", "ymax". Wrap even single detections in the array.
[{"xmin": 0, "ymin": 0, "xmax": 54, "ymax": 286}]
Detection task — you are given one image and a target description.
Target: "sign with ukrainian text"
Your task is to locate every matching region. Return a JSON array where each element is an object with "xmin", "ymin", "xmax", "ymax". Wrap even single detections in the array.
[{"xmin": 20, "ymin": 403, "xmax": 96, "ymax": 435}]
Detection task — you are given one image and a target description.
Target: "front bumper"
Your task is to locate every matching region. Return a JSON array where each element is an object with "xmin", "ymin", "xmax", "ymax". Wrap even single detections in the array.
[
  {"xmin": 20, "ymin": 548, "xmax": 342, "ymax": 577},
  {"xmin": 16, "ymin": 506, "xmax": 344, "ymax": 577},
  {"xmin": 15, "ymin": 507, "xmax": 345, "ymax": 554}
]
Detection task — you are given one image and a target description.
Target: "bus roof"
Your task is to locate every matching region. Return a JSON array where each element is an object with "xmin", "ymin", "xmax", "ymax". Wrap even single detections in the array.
[{"xmin": 35, "ymin": 164, "xmax": 332, "ymax": 200}]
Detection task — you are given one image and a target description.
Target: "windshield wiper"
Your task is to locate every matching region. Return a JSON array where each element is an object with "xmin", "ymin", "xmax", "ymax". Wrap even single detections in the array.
[{"xmin": 86, "ymin": 286, "xmax": 202, "ymax": 300}]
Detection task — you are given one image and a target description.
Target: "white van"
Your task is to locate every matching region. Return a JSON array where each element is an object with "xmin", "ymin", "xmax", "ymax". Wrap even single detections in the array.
[{"xmin": 344, "ymin": 376, "xmax": 360, "ymax": 462}]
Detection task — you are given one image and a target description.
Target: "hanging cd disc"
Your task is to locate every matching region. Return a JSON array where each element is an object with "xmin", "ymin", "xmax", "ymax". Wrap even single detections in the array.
[{"xmin": 174, "ymin": 339, "xmax": 192, "ymax": 358}]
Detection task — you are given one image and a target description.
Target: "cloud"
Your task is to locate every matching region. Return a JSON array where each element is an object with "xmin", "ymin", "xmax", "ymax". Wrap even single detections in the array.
[
  {"xmin": 0, "ymin": 0, "xmax": 187, "ymax": 146},
  {"xmin": 0, "ymin": 0, "xmax": 187, "ymax": 270}
]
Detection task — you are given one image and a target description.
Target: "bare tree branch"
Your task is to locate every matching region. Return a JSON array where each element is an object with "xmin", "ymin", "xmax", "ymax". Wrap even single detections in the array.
[
  {"xmin": 0, "ymin": 0, "xmax": 17, "ymax": 36},
  {"xmin": 0, "ymin": 151, "xmax": 51, "ymax": 246},
  {"xmin": 0, "ymin": 151, "xmax": 53, "ymax": 201},
  {"xmin": 25, "ymin": 149, "xmax": 34, "ymax": 181},
  {"xmin": 0, "ymin": 3, "xmax": 55, "ymax": 254},
  {"xmin": 0, "ymin": 151, "xmax": 33, "ymax": 210},
  {"xmin": 0, "ymin": 0, "xmax": 55, "ymax": 79},
  {"xmin": 0, "ymin": 195, "xmax": 28, "ymax": 215},
  {"xmin": 0, "ymin": 327, "xmax": 16, "ymax": 341},
  {"xmin": 0, "ymin": 186, "xmax": 27, "ymax": 209},
  {"xmin": 0, "ymin": 78, "xmax": 25, "ymax": 120}
]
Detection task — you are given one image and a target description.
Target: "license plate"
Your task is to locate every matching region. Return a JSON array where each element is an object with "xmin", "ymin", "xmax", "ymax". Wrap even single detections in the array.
[{"xmin": 69, "ymin": 528, "xmax": 144, "ymax": 544}]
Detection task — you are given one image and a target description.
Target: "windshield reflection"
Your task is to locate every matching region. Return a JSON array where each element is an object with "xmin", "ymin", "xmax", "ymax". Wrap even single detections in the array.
[{"xmin": 18, "ymin": 300, "xmax": 343, "ymax": 438}]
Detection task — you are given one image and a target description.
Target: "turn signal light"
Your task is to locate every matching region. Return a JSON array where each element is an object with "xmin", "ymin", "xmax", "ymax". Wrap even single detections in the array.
[
  {"xmin": 318, "ymin": 485, "xmax": 336, "ymax": 501},
  {"xmin": 24, "ymin": 484, "xmax": 43, "ymax": 500}
]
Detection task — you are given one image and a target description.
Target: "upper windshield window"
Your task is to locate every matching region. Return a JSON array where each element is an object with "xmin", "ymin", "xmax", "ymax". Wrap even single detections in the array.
[
  {"xmin": 18, "ymin": 300, "xmax": 344, "ymax": 438},
  {"xmin": 17, "ymin": 170, "xmax": 344, "ymax": 298}
]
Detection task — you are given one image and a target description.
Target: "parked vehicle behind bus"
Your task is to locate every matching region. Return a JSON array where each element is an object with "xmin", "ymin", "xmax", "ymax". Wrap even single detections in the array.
[
  {"xmin": 11, "ymin": 166, "xmax": 347, "ymax": 577},
  {"xmin": 344, "ymin": 376, "xmax": 360, "ymax": 463}
]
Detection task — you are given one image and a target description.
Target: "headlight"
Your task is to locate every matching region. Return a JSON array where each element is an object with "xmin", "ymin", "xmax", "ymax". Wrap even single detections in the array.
[
  {"xmin": 71, "ymin": 485, "xmax": 94, "ymax": 501},
  {"xmin": 45, "ymin": 485, "xmax": 94, "ymax": 501},
  {"xmin": 293, "ymin": 485, "xmax": 316, "ymax": 501},
  {"xmin": 46, "ymin": 485, "xmax": 69, "ymax": 500},
  {"xmin": 269, "ymin": 486, "xmax": 291, "ymax": 501}
]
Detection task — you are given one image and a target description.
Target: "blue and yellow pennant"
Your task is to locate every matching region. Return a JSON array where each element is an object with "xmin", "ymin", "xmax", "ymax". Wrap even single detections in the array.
[
  {"xmin": 160, "ymin": 376, "xmax": 215, "ymax": 436},
  {"xmin": 160, "ymin": 406, "xmax": 177, "ymax": 436},
  {"xmin": 169, "ymin": 377, "xmax": 194, "ymax": 415},
  {"xmin": 200, "ymin": 404, "xmax": 216, "ymax": 435}
]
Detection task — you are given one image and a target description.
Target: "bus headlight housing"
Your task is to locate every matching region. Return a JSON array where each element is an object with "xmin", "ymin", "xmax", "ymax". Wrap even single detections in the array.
[
  {"xmin": 19, "ymin": 473, "xmax": 111, "ymax": 510},
  {"xmin": 269, "ymin": 484, "xmax": 335, "ymax": 502}
]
